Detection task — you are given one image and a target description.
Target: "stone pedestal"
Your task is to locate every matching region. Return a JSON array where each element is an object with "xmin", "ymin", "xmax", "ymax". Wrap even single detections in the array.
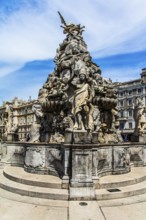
[
  {"xmin": 73, "ymin": 130, "xmax": 92, "ymax": 144},
  {"xmin": 64, "ymin": 131, "xmax": 73, "ymax": 144},
  {"xmin": 131, "ymin": 134, "xmax": 146, "ymax": 143},
  {"xmin": 92, "ymin": 132, "xmax": 98, "ymax": 143},
  {"xmin": 71, "ymin": 144, "xmax": 93, "ymax": 187},
  {"xmin": 7, "ymin": 133, "xmax": 18, "ymax": 142},
  {"xmin": 7, "ymin": 133, "xmax": 13, "ymax": 141}
]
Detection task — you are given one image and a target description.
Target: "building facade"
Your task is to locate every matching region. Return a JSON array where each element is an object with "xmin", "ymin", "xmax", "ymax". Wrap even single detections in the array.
[
  {"xmin": 0, "ymin": 97, "xmax": 36, "ymax": 141},
  {"xmin": 116, "ymin": 68, "xmax": 146, "ymax": 141}
]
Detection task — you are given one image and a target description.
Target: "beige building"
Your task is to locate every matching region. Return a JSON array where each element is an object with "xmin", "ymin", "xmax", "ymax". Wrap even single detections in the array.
[
  {"xmin": 116, "ymin": 68, "xmax": 146, "ymax": 141},
  {"xmin": 0, "ymin": 97, "xmax": 36, "ymax": 141}
]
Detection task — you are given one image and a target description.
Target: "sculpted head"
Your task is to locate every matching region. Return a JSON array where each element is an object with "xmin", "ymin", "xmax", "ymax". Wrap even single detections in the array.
[{"xmin": 79, "ymin": 68, "xmax": 87, "ymax": 82}]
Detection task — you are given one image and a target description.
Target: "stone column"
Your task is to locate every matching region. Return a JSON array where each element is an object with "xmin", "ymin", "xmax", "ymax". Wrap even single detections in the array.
[{"xmin": 62, "ymin": 144, "xmax": 71, "ymax": 189}]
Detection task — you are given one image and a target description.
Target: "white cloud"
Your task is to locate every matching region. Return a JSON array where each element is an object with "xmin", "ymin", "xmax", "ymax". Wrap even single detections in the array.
[
  {"xmin": 0, "ymin": 0, "xmax": 146, "ymax": 65},
  {"xmin": 43, "ymin": 0, "xmax": 146, "ymax": 57},
  {"xmin": 0, "ymin": 6, "xmax": 61, "ymax": 64}
]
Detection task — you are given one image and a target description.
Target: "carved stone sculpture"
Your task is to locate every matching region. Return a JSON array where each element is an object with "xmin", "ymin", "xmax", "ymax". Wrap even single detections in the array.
[
  {"xmin": 133, "ymin": 97, "xmax": 146, "ymax": 135},
  {"xmin": 28, "ymin": 103, "xmax": 43, "ymax": 142},
  {"xmin": 71, "ymin": 68, "xmax": 94, "ymax": 131},
  {"xmin": 4, "ymin": 102, "xmax": 13, "ymax": 137},
  {"xmin": 37, "ymin": 12, "xmax": 121, "ymax": 144}
]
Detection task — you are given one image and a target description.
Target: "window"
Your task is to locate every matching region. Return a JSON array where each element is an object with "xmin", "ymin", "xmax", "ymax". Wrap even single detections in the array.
[
  {"xmin": 28, "ymin": 108, "xmax": 31, "ymax": 113},
  {"xmin": 120, "ymin": 100, "xmax": 124, "ymax": 106},
  {"xmin": 31, "ymin": 116, "xmax": 34, "ymax": 122},
  {"xmin": 129, "ymin": 122, "xmax": 132, "ymax": 129},
  {"xmin": 120, "ymin": 123, "xmax": 124, "ymax": 130},
  {"xmin": 128, "ymin": 90, "xmax": 132, "ymax": 95},
  {"xmin": 138, "ymin": 88, "xmax": 141, "ymax": 94},
  {"xmin": 128, "ymin": 99, "xmax": 132, "ymax": 106},
  {"xmin": 129, "ymin": 110, "xmax": 132, "ymax": 117},
  {"xmin": 133, "ymin": 89, "xmax": 136, "ymax": 95},
  {"xmin": 120, "ymin": 111, "xmax": 124, "ymax": 118},
  {"xmin": 25, "ymin": 117, "xmax": 27, "ymax": 124},
  {"xmin": 27, "ymin": 117, "xmax": 30, "ymax": 123}
]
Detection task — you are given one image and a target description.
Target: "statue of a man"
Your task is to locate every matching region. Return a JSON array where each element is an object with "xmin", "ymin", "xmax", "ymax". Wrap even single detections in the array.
[
  {"xmin": 134, "ymin": 98, "xmax": 146, "ymax": 135},
  {"xmin": 4, "ymin": 102, "xmax": 13, "ymax": 136},
  {"xmin": 72, "ymin": 68, "xmax": 94, "ymax": 131},
  {"xmin": 28, "ymin": 103, "xmax": 43, "ymax": 143}
]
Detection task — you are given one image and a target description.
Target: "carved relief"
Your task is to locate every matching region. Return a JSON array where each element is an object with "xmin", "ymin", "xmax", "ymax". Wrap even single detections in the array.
[
  {"xmin": 129, "ymin": 146, "xmax": 144, "ymax": 165},
  {"xmin": 46, "ymin": 148, "xmax": 64, "ymax": 177},
  {"xmin": 114, "ymin": 147, "xmax": 130, "ymax": 169},
  {"xmin": 92, "ymin": 148, "xmax": 112, "ymax": 176},
  {"xmin": 25, "ymin": 148, "xmax": 45, "ymax": 168}
]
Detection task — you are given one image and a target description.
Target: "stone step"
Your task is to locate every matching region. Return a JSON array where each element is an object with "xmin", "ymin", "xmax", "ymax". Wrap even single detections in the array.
[
  {"xmin": 0, "ymin": 170, "xmax": 68, "ymax": 201},
  {"xmin": 69, "ymin": 187, "xmax": 96, "ymax": 201},
  {"xmin": 97, "ymin": 192, "xmax": 146, "ymax": 207},
  {"xmin": 2, "ymin": 166, "xmax": 146, "ymax": 202},
  {"xmin": 99, "ymin": 167, "xmax": 146, "ymax": 189},
  {"xmin": 96, "ymin": 180, "xmax": 146, "ymax": 200},
  {"xmin": 3, "ymin": 166, "xmax": 62, "ymax": 189},
  {"xmin": 0, "ymin": 187, "xmax": 69, "ymax": 207}
]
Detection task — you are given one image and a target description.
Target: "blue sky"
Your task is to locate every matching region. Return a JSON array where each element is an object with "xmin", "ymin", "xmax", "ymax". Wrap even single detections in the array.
[{"xmin": 0, "ymin": 0, "xmax": 146, "ymax": 104}]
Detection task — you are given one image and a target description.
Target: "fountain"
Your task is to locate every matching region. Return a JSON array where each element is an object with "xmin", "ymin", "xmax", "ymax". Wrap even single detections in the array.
[{"xmin": 1, "ymin": 12, "xmax": 146, "ymax": 200}]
